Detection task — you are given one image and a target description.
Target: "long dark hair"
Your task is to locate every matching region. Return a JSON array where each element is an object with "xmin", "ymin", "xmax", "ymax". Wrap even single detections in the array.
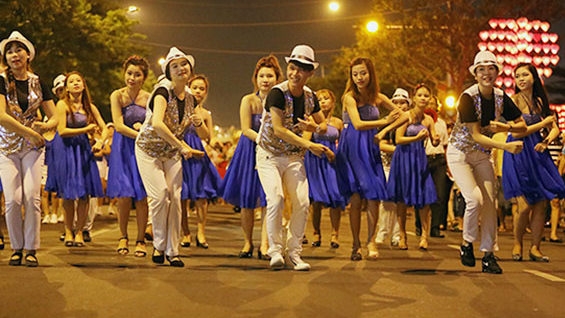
[
  {"xmin": 514, "ymin": 63, "xmax": 551, "ymax": 117},
  {"xmin": 343, "ymin": 57, "xmax": 379, "ymax": 105},
  {"xmin": 63, "ymin": 71, "xmax": 96, "ymax": 125}
]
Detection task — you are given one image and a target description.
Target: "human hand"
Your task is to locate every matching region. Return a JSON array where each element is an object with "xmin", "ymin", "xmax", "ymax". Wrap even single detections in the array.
[{"xmin": 504, "ymin": 140, "xmax": 523, "ymax": 154}]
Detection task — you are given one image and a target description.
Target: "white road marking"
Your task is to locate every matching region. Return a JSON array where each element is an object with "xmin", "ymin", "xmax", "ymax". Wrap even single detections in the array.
[{"xmin": 524, "ymin": 270, "xmax": 565, "ymax": 282}]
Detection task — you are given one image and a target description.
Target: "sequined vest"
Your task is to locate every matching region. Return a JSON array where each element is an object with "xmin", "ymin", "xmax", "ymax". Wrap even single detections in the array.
[
  {"xmin": 448, "ymin": 84, "xmax": 503, "ymax": 154},
  {"xmin": 0, "ymin": 72, "xmax": 43, "ymax": 155},
  {"xmin": 257, "ymin": 81, "xmax": 315, "ymax": 156},
  {"xmin": 135, "ymin": 82, "xmax": 194, "ymax": 160}
]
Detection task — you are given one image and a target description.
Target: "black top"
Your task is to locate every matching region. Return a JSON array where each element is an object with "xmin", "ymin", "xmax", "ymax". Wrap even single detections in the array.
[
  {"xmin": 149, "ymin": 87, "xmax": 197, "ymax": 121},
  {"xmin": 0, "ymin": 76, "xmax": 53, "ymax": 112},
  {"xmin": 458, "ymin": 92, "xmax": 522, "ymax": 126},
  {"xmin": 265, "ymin": 87, "xmax": 321, "ymax": 125}
]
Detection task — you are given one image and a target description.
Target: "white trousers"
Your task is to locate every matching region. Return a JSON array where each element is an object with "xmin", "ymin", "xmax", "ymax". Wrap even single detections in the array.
[
  {"xmin": 376, "ymin": 166, "xmax": 400, "ymax": 243},
  {"xmin": 135, "ymin": 146, "xmax": 182, "ymax": 257},
  {"xmin": 256, "ymin": 147, "xmax": 309, "ymax": 257},
  {"xmin": 446, "ymin": 145, "xmax": 497, "ymax": 252},
  {"xmin": 0, "ymin": 149, "xmax": 43, "ymax": 251}
]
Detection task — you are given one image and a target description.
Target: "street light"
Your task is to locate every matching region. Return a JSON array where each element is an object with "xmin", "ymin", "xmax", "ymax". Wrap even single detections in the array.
[
  {"xmin": 366, "ymin": 21, "xmax": 379, "ymax": 33},
  {"xmin": 445, "ymin": 95, "xmax": 456, "ymax": 109},
  {"xmin": 328, "ymin": 2, "xmax": 340, "ymax": 12},
  {"xmin": 128, "ymin": 5, "xmax": 139, "ymax": 14}
]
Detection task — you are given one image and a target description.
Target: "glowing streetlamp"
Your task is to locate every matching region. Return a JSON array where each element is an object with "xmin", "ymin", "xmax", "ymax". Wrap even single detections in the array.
[
  {"xmin": 445, "ymin": 95, "xmax": 456, "ymax": 109},
  {"xmin": 158, "ymin": 57, "xmax": 166, "ymax": 66},
  {"xmin": 366, "ymin": 21, "xmax": 379, "ymax": 33},
  {"xmin": 328, "ymin": 2, "xmax": 340, "ymax": 12},
  {"xmin": 128, "ymin": 5, "xmax": 139, "ymax": 13}
]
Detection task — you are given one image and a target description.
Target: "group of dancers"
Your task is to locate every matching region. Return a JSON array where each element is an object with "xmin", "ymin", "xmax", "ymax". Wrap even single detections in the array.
[{"xmin": 0, "ymin": 30, "xmax": 563, "ymax": 273}]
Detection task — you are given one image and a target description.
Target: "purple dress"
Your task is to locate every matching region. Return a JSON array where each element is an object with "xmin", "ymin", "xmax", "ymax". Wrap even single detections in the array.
[
  {"xmin": 387, "ymin": 122, "xmax": 437, "ymax": 208},
  {"xmin": 219, "ymin": 113, "xmax": 266, "ymax": 208},
  {"xmin": 305, "ymin": 124, "xmax": 345, "ymax": 208},
  {"xmin": 335, "ymin": 104, "xmax": 388, "ymax": 201},
  {"xmin": 181, "ymin": 125, "xmax": 222, "ymax": 200},
  {"xmin": 48, "ymin": 112, "xmax": 103, "ymax": 199},
  {"xmin": 503, "ymin": 113, "xmax": 565, "ymax": 204},
  {"xmin": 106, "ymin": 103, "xmax": 147, "ymax": 201}
]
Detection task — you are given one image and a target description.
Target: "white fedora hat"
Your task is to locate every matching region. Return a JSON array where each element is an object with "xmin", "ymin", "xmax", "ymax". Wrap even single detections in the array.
[
  {"xmin": 52, "ymin": 74, "xmax": 66, "ymax": 95},
  {"xmin": 161, "ymin": 47, "xmax": 195, "ymax": 78},
  {"xmin": 0, "ymin": 31, "xmax": 36, "ymax": 62},
  {"xmin": 285, "ymin": 44, "xmax": 319, "ymax": 69},
  {"xmin": 391, "ymin": 88, "xmax": 411, "ymax": 104},
  {"xmin": 468, "ymin": 50, "xmax": 502, "ymax": 75}
]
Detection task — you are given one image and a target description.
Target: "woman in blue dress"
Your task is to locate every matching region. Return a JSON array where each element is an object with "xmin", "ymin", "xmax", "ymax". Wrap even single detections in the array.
[
  {"xmin": 180, "ymin": 74, "xmax": 222, "ymax": 249},
  {"xmin": 503, "ymin": 63, "xmax": 565, "ymax": 262},
  {"xmin": 304, "ymin": 89, "xmax": 345, "ymax": 248},
  {"xmin": 388, "ymin": 84, "xmax": 439, "ymax": 251},
  {"xmin": 107, "ymin": 56, "xmax": 150, "ymax": 257},
  {"xmin": 52, "ymin": 71, "xmax": 107, "ymax": 247},
  {"xmin": 335, "ymin": 57, "xmax": 405, "ymax": 261},
  {"xmin": 220, "ymin": 55, "xmax": 283, "ymax": 258}
]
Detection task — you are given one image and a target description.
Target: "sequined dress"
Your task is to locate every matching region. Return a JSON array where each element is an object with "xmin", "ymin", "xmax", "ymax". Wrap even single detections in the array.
[
  {"xmin": 305, "ymin": 123, "xmax": 345, "ymax": 208},
  {"xmin": 502, "ymin": 113, "xmax": 565, "ymax": 204},
  {"xmin": 48, "ymin": 112, "xmax": 103, "ymax": 199},
  {"xmin": 107, "ymin": 103, "xmax": 147, "ymax": 201},
  {"xmin": 181, "ymin": 125, "xmax": 222, "ymax": 200},
  {"xmin": 220, "ymin": 113, "xmax": 266, "ymax": 208},
  {"xmin": 387, "ymin": 122, "xmax": 437, "ymax": 208},
  {"xmin": 335, "ymin": 104, "xmax": 388, "ymax": 200}
]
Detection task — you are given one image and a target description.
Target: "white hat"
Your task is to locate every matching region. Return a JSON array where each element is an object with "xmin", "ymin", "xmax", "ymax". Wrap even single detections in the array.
[
  {"xmin": 468, "ymin": 51, "xmax": 502, "ymax": 75},
  {"xmin": 285, "ymin": 44, "xmax": 319, "ymax": 69},
  {"xmin": 52, "ymin": 74, "xmax": 66, "ymax": 95},
  {"xmin": 391, "ymin": 88, "xmax": 411, "ymax": 104},
  {"xmin": 161, "ymin": 47, "xmax": 195, "ymax": 78},
  {"xmin": 0, "ymin": 31, "xmax": 36, "ymax": 62}
]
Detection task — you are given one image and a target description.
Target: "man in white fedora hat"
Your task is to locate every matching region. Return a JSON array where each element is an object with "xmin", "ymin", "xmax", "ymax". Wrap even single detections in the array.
[
  {"xmin": 256, "ymin": 44, "xmax": 333, "ymax": 271},
  {"xmin": 446, "ymin": 50, "xmax": 526, "ymax": 274}
]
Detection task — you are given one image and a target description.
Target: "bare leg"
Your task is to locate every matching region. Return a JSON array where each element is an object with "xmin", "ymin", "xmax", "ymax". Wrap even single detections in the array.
[
  {"xmin": 349, "ymin": 193, "xmax": 362, "ymax": 251},
  {"xmin": 329, "ymin": 207, "xmax": 341, "ymax": 247},
  {"xmin": 240, "ymin": 208, "xmax": 254, "ymax": 252},
  {"xmin": 73, "ymin": 198, "xmax": 89, "ymax": 245},
  {"xmin": 117, "ymin": 197, "xmax": 132, "ymax": 238},
  {"xmin": 512, "ymin": 196, "xmax": 530, "ymax": 258},
  {"xmin": 397, "ymin": 202, "xmax": 408, "ymax": 249},
  {"xmin": 419, "ymin": 205, "xmax": 431, "ymax": 250},
  {"xmin": 550, "ymin": 198, "xmax": 561, "ymax": 241},
  {"xmin": 63, "ymin": 199, "xmax": 75, "ymax": 243},
  {"xmin": 259, "ymin": 207, "xmax": 269, "ymax": 258},
  {"xmin": 311, "ymin": 202, "xmax": 322, "ymax": 245},
  {"xmin": 196, "ymin": 198, "xmax": 208, "ymax": 244},
  {"xmin": 135, "ymin": 198, "xmax": 149, "ymax": 242},
  {"xmin": 530, "ymin": 200, "xmax": 547, "ymax": 254}
]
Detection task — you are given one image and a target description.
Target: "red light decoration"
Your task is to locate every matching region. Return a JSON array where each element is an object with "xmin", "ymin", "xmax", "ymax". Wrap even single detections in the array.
[{"xmin": 478, "ymin": 17, "xmax": 560, "ymax": 95}]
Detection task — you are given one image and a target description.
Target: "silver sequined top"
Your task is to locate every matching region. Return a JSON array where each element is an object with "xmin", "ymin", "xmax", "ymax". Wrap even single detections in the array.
[
  {"xmin": 135, "ymin": 82, "xmax": 194, "ymax": 160},
  {"xmin": 257, "ymin": 81, "xmax": 316, "ymax": 156},
  {"xmin": 448, "ymin": 85, "xmax": 504, "ymax": 154},
  {"xmin": 0, "ymin": 72, "xmax": 43, "ymax": 156}
]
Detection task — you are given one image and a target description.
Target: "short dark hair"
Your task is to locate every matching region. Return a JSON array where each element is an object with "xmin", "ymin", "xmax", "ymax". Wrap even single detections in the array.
[{"xmin": 289, "ymin": 60, "xmax": 314, "ymax": 72}]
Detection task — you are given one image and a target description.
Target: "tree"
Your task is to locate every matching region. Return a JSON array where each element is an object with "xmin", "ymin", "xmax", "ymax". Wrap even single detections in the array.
[
  {"xmin": 0, "ymin": 0, "xmax": 151, "ymax": 120},
  {"xmin": 320, "ymin": 0, "xmax": 565, "ymax": 109}
]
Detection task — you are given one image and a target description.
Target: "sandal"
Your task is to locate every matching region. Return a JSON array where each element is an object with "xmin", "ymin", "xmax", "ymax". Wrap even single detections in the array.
[
  {"xmin": 25, "ymin": 253, "xmax": 38, "ymax": 267},
  {"xmin": 117, "ymin": 237, "xmax": 129, "ymax": 255},
  {"xmin": 166, "ymin": 255, "xmax": 184, "ymax": 267},
  {"xmin": 134, "ymin": 241, "xmax": 147, "ymax": 257},
  {"xmin": 9, "ymin": 251, "xmax": 23, "ymax": 266},
  {"xmin": 152, "ymin": 248, "xmax": 165, "ymax": 264}
]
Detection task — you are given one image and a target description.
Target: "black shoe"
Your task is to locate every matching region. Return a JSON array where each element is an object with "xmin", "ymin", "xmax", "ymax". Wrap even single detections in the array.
[
  {"xmin": 350, "ymin": 248, "xmax": 362, "ymax": 261},
  {"xmin": 152, "ymin": 249, "xmax": 165, "ymax": 264},
  {"xmin": 238, "ymin": 245, "xmax": 254, "ymax": 258},
  {"xmin": 460, "ymin": 243, "xmax": 476, "ymax": 267},
  {"xmin": 9, "ymin": 251, "xmax": 23, "ymax": 266},
  {"xmin": 257, "ymin": 249, "xmax": 271, "ymax": 261},
  {"xmin": 0, "ymin": 235, "xmax": 4, "ymax": 250},
  {"xmin": 415, "ymin": 227, "xmax": 422, "ymax": 237},
  {"xmin": 233, "ymin": 206, "xmax": 241, "ymax": 213},
  {"xmin": 82, "ymin": 231, "xmax": 92, "ymax": 242},
  {"xmin": 25, "ymin": 254, "xmax": 38, "ymax": 267},
  {"xmin": 430, "ymin": 228, "xmax": 445, "ymax": 238},
  {"xmin": 59, "ymin": 232, "xmax": 65, "ymax": 242},
  {"xmin": 166, "ymin": 255, "xmax": 184, "ymax": 267},
  {"xmin": 549, "ymin": 238, "xmax": 563, "ymax": 243},
  {"xmin": 482, "ymin": 253, "xmax": 503, "ymax": 274},
  {"xmin": 196, "ymin": 237, "xmax": 209, "ymax": 249},
  {"xmin": 302, "ymin": 235, "xmax": 308, "ymax": 245}
]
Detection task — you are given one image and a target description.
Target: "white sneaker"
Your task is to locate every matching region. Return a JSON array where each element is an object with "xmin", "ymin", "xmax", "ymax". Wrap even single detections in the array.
[
  {"xmin": 49, "ymin": 214, "xmax": 58, "ymax": 224},
  {"xmin": 42, "ymin": 214, "xmax": 50, "ymax": 224},
  {"xmin": 269, "ymin": 253, "xmax": 285, "ymax": 270},
  {"xmin": 287, "ymin": 254, "xmax": 311, "ymax": 271}
]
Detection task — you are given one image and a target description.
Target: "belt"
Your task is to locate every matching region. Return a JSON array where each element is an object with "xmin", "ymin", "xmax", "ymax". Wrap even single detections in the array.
[{"xmin": 427, "ymin": 153, "xmax": 445, "ymax": 159}]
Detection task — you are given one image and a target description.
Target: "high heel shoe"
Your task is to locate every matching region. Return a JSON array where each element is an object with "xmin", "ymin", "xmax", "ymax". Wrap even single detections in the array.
[
  {"xmin": 419, "ymin": 238, "xmax": 428, "ymax": 251},
  {"xmin": 258, "ymin": 248, "xmax": 271, "ymax": 261},
  {"xmin": 330, "ymin": 234, "xmax": 340, "ymax": 249},
  {"xmin": 196, "ymin": 237, "xmax": 209, "ymax": 249},
  {"xmin": 238, "ymin": 245, "xmax": 254, "ymax": 258},
  {"xmin": 152, "ymin": 248, "xmax": 165, "ymax": 264},
  {"xmin": 366, "ymin": 242, "xmax": 379, "ymax": 260},
  {"xmin": 180, "ymin": 235, "xmax": 191, "ymax": 248},
  {"xmin": 311, "ymin": 234, "xmax": 321, "ymax": 247},
  {"xmin": 529, "ymin": 248, "xmax": 549, "ymax": 262},
  {"xmin": 511, "ymin": 245, "xmax": 522, "ymax": 261},
  {"xmin": 350, "ymin": 247, "xmax": 362, "ymax": 261},
  {"xmin": 398, "ymin": 236, "xmax": 408, "ymax": 250}
]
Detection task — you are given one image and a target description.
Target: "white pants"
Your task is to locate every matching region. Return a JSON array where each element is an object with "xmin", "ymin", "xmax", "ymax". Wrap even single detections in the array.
[
  {"xmin": 376, "ymin": 166, "xmax": 400, "ymax": 244},
  {"xmin": 135, "ymin": 146, "xmax": 182, "ymax": 257},
  {"xmin": 0, "ymin": 149, "xmax": 43, "ymax": 251},
  {"xmin": 446, "ymin": 145, "xmax": 497, "ymax": 252},
  {"xmin": 256, "ymin": 147, "xmax": 309, "ymax": 258}
]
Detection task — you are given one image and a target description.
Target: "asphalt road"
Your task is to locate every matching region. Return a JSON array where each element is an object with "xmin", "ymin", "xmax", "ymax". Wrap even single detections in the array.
[{"xmin": 1, "ymin": 204, "xmax": 564, "ymax": 318}]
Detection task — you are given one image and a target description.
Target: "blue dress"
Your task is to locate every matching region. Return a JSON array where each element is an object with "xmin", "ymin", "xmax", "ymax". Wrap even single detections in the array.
[
  {"xmin": 387, "ymin": 122, "xmax": 437, "ymax": 208},
  {"xmin": 44, "ymin": 138, "xmax": 57, "ymax": 191},
  {"xmin": 48, "ymin": 112, "xmax": 103, "ymax": 199},
  {"xmin": 305, "ymin": 124, "xmax": 345, "ymax": 208},
  {"xmin": 335, "ymin": 104, "xmax": 388, "ymax": 201},
  {"xmin": 502, "ymin": 113, "xmax": 565, "ymax": 204},
  {"xmin": 181, "ymin": 125, "xmax": 222, "ymax": 200},
  {"xmin": 106, "ymin": 103, "xmax": 147, "ymax": 201},
  {"xmin": 219, "ymin": 114, "xmax": 266, "ymax": 208}
]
